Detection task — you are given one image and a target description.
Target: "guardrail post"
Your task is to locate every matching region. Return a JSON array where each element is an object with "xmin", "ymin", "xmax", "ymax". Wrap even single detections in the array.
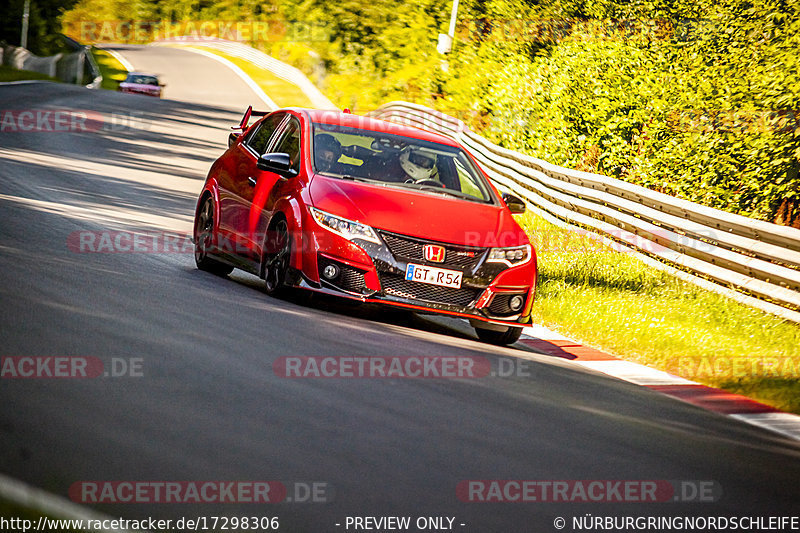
[{"xmin": 75, "ymin": 50, "xmax": 85, "ymax": 84}]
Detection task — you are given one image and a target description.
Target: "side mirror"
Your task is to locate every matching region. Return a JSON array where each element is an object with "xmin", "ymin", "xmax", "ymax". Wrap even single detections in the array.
[
  {"xmin": 502, "ymin": 192, "xmax": 526, "ymax": 214},
  {"xmin": 257, "ymin": 152, "xmax": 297, "ymax": 178},
  {"xmin": 228, "ymin": 132, "xmax": 240, "ymax": 147}
]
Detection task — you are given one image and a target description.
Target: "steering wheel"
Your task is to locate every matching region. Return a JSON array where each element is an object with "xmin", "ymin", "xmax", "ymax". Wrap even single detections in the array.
[{"xmin": 405, "ymin": 178, "xmax": 445, "ymax": 188}]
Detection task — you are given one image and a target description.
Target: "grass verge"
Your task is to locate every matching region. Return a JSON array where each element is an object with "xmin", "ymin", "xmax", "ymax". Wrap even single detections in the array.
[
  {"xmin": 0, "ymin": 497, "xmax": 83, "ymax": 532},
  {"xmin": 89, "ymin": 47, "xmax": 128, "ymax": 90},
  {"xmin": 517, "ymin": 211, "xmax": 800, "ymax": 414},
  {"xmin": 181, "ymin": 45, "xmax": 315, "ymax": 108},
  {"xmin": 0, "ymin": 65, "xmax": 60, "ymax": 83}
]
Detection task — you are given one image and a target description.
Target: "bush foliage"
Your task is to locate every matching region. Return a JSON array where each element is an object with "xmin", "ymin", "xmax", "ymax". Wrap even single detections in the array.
[{"xmin": 61, "ymin": 0, "xmax": 800, "ymax": 224}]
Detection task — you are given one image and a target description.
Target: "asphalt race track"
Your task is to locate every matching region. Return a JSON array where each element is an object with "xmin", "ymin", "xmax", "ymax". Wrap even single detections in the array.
[
  {"xmin": 103, "ymin": 43, "xmax": 271, "ymax": 109},
  {"xmin": 1, "ymin": 46, "xmax": 800, "ymax": 532}
]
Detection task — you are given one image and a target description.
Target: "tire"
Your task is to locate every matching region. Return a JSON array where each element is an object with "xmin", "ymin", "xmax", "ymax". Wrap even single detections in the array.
[
  {"xmin": 194, "ymin": 197, "xmax": 233, "ymax": 276},
  {"xmin": 475, "ymin": 325, "xmax": 523, "ymax": 346},
  {"xmin": 263, "ymin": 218, "xmax": 292, "ymax": 296}
]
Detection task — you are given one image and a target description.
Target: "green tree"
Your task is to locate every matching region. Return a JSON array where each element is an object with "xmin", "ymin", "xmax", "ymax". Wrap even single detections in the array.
[{"xmin": 1, "ymin": 0, "xmax": 80, "ymax": 55}]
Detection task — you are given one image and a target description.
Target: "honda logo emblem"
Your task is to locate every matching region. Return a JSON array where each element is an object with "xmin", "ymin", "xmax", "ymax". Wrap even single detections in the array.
[{"xmin": 423, "ymin": 244, "xmax": 446, "ymax": 263}]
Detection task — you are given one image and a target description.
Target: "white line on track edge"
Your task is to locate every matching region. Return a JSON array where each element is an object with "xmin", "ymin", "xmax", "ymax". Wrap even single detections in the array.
[
  {"xmin": 0, "ymin": 472, "xmax": 147, "ymax": 532},
  {"xmin": 156, "ymin": 45, "xmax": 277, "ymax": 110}
]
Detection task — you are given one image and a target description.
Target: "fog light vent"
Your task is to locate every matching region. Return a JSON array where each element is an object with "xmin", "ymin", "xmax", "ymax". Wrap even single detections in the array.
[
  {"xmin": 509, "ymin": 295, "xmax": 525, "ymax": 312},
  {"xmin": 323, "ymin": 264, "xmax": 340, "ymax": 280}
]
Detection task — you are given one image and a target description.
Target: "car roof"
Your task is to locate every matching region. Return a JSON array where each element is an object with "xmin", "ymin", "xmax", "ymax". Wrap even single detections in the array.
[
  {"xmin": 127, "ymin": 72, "xmax": 158, "ymax": 79},
  {"xmin": 297, "ymin": 108, "xmax": 460, "ymax": 148}
]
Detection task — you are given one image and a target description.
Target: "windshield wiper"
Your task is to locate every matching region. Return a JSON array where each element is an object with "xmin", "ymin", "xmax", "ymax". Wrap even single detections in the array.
[
  {"xmin": 323, "ymin": 173, "xmax": 397, "ymax": 188},
  {"xmin": 324, "ymin": 172, "xmax": 373, "ymax": 183},
  {"xmin": 396, "ymin": 183, "xmax": 482, "ymax": 201}
]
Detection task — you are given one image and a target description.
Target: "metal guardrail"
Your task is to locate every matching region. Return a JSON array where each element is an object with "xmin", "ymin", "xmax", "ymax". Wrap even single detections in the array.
[
  {"xmin": 62, "ymin": 35, "xmax": 103, "ymax": 89},
  {"xmin": 368, "ymin": 101, "xmax": 800, "ymax": 323},
  {"xmin": 1, "ymin": 38, "xmax": 101, "ymax": 88},
  {"xmin": 83, "ymin": 48, "xmax": 103, "ymax": 89}
]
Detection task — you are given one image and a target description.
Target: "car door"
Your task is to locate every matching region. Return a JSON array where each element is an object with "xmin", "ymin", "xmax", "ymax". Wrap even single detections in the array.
[
  {"xmin": 218, "ymin": 112, "xmax": 287, "ymax": 261},
  {"xmin": 246, "ymin": 116, "xmax": 303, "ymax": 260}
]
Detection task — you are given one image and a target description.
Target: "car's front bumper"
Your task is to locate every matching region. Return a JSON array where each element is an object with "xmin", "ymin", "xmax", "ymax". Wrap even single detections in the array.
[{"xmin": 298, "ymin": 225, "xmax": 536, "ymax": 327}]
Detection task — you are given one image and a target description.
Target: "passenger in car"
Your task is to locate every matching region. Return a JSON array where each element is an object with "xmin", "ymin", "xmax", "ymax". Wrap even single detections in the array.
[{"xmin": 315, "ymin": 134, "xmax": 344, "ymax": 174}]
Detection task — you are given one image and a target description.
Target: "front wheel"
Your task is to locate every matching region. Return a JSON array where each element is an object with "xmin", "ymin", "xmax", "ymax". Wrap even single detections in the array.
[
  {"xmin": 263, "ymin": 219, "xmax": 292, "ymax": 296},
  {"xmin": 475, "ymin": 326, "xmax": 523, "ymax": 346},
  {"xmin": 194, "ymin": 197, "xmax": 233, "ymax": 276}
]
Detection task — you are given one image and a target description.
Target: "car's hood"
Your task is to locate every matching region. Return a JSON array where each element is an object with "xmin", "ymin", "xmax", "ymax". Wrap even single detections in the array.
[{"xmin": 308, "ymin": 176, "xmax": 528, "ymax": 247}]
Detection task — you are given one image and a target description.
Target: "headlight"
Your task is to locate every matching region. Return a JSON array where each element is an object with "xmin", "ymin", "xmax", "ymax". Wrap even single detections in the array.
[
  {"xmin": 487, "ymin": 244, "xmax": 531, "ymax": 267},
  {"xmin": 310, "ymin": 207, "xmax": 380, "ymax": 244}
]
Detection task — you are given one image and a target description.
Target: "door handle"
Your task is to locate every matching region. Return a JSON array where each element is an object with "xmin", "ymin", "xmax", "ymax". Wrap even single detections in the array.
[{"xmin": 247, "ymin": 177, "xmax": 257, "ymax": 187}]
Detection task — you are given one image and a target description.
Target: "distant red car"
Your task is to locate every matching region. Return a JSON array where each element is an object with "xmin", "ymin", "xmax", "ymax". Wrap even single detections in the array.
[
  {"xmin": 193, "ymin": 107, "xmax": 537, "ymax": 344},
  {"xmin": 118, "ymin": 72, "xmax": 162, "ymax": 97}
]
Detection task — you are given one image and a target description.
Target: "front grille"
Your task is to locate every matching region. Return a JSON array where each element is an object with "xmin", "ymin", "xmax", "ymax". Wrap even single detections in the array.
[
  {"xmin": 379, "ymin": 273, "xmax": 480, "ymax": 307},
  {"xmin": 319, "ymin": 257, "xmax": 366, "ymax": 294},
  {"xmin": 379, "ymin": 231, "xmax": 485, "ymax": 271},
  {"xmin": 488, "ymin": 293, "xmax": 526, "ymax": 316}
]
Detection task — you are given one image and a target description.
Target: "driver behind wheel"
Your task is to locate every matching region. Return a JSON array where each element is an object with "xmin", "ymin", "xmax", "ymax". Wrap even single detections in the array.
[
  {"xmin": 314, "ymin": 134, "xmax": 343, "ymax": 173},
  {"xmin": 399, "ymin": 146, "xmax": 438, "ymax": 181}
]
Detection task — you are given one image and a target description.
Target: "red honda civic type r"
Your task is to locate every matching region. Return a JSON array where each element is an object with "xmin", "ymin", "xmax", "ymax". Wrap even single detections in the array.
[{"xmin": 193, "ymin": 107, "xmax": 537, "ymax": 344}]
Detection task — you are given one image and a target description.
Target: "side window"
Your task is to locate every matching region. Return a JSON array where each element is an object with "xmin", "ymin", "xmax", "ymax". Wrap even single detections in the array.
[
  {"xmin": 244, "ymin": 113, "xmax": 285, "ymax": 155},
  {"xmin": 272, "ymin": 118, "xmax": 302, "ymax": 172},
  {"xmin": 455, "ymin": 157, "xmax": 482, "ymax": 198}
]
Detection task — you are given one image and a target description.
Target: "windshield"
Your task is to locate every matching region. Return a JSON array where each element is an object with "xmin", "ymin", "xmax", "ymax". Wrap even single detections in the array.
[
  {"xmin": 125, "ymin": 75, "xmax": 158, "ymax": 86},
  {"xmin": 312, "ymin": 123, "xmax": 495, "ymax": 203}
]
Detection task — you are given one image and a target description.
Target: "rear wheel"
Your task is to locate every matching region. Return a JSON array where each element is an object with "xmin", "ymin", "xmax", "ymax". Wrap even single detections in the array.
[
  {"xmin": 194, "ymin": 197, "xmax": 233, "ymax": 276},
  {"xmin": 263, "ymin": 219, "xmax": 292, "ymax": 296},
  {"xmin": 475, "ymin": 325, "xmax": 523, "ymax": 346}
]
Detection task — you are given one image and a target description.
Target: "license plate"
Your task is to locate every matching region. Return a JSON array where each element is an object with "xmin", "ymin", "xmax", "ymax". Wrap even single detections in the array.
[{"xmin": 405, "ymin": 263, "xmax": 462, "ymax": 289}]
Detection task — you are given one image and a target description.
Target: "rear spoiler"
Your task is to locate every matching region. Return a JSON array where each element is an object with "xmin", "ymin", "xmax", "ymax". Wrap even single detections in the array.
[
  {"xmin": 231, "ymin": 105, "xmax": 270, "ymax": 131},
  {"xmin": 229, "ymin": 105, "xmax": 270, "ymax": 147}
]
